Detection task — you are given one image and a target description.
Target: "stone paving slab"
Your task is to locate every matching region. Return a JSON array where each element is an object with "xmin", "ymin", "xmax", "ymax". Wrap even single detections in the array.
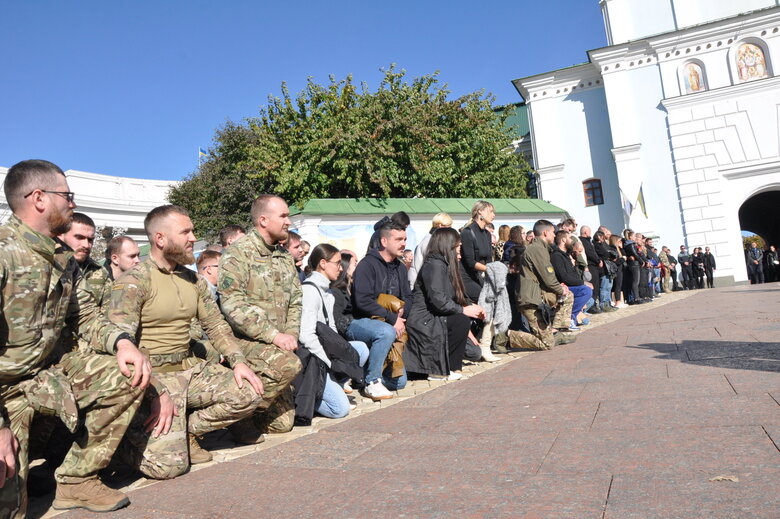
[{"xmin": 37, "ymin": 284, "xmax": 780, "ymax": 518}]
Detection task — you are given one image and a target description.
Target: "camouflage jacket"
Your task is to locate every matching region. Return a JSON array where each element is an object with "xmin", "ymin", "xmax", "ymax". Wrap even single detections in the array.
[
  {"xmin": 59, "ymin": 258, "xmax": 112, "ymax": 352},
  {"xmin": 218, "ymin": 229, "xmax": 302, "ymax": 345},
  {"xmin": 518, "ymin": 238, "xmax": 564, "ymax": 308},
  {"xmin": 97, "ymin": 258, "xmax": 248, "ymax": 367}
]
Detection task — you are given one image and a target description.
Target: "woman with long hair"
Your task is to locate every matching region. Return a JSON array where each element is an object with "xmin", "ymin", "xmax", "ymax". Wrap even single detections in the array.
[
  {"xmin": 621, "ymin": 229, "xmax": 645, "ymax": 304},
  {"xmin": 608, "ymin": 234, "xmax": 627, "ymax": 308},
  {"xmin": 300, "ymin": 245, "xmax": 368, "ymax": 418},
  {"xmin": 405, "ymin": 228, "xmax": 485, "ymax": 381},
  {"xmin": 460, "ymin": 200, "xmax": 495, "ymax": 302}
]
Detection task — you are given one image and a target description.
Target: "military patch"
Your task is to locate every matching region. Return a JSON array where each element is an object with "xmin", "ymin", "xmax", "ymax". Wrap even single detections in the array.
[
  {"xmin": 221, "ymin": 276, "xmax": 234, "ymax": 289},
  {"xmin": 546, "ymin": 266, "xmax": 554, "ymax": 273},
  {"xmin": 254, "ymin": 256, "xmax": 269, "ymax": 264}
]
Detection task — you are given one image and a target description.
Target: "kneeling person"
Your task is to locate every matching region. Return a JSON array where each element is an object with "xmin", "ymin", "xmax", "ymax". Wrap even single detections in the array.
[{"xmin": 99, "ymin": 205, "xmax": 263, "ymax": 479}]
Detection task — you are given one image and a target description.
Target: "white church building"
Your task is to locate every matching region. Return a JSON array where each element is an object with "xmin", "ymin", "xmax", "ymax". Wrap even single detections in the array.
[{"xmin": 513, "ymin": 0, "xmax": 780, "ymax": 284}]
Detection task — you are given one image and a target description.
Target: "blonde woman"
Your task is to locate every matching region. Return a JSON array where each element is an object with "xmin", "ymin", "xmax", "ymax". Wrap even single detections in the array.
[
  {"xmin": 409, "ymin": 212, "xmax": 452, "ymax": 288},
  {"xmin": 460, "ymin": 201, "xmax": 495, "ymax": 302}
]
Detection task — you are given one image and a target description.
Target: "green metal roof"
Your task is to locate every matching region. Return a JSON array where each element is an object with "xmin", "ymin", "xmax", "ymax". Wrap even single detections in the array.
[
  {"xmin": 291, "ymin": 198, "xmax": 565, "ymax": 216},
  {"xmin": 494, "ymin": 102, "xmax": 529, "ymax": 139}
]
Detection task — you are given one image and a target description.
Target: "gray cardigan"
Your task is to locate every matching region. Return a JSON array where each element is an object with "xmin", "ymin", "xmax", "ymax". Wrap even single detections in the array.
[{"xmin": 300, "ymin": 271, "xmax": 336, "ymax": 367}]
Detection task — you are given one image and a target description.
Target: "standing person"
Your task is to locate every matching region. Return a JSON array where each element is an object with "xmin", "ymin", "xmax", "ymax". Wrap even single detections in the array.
[
  {"xmin": 691, "ymin": 247, "xmax": 705, "ymax": 289},
  {"xmin": 746, "ymin": 242, "xmax": 764, "ymax": 284},
  {"xmin": 645, "ymin": 238, "xmax": 661, "ymax": 295},
  {"xmin": 348, "ymin": 221, "xmax": 412, "ymax": 400},
  {"xmin": 622, "ymin": 230, "xmax": 645, "ymax": 304},
  {"xmin": 508, "ymin": 220, "xmax": 575, "ymax": 350},
  {"xmin": 579, "ymin": 226, "xmax": 602, "ymax": 313},
  {"xmin": 0, "ymin": 160, "xmax": 148, "ymax": 516},
  {"xmin": 678, "ymin": 245, "xmax": 694, "ymax": 290},
  {"xmin": 285, "ymin": 231, "xmax": 307, "ymax": 283},
  {"xmin": 405, "ymin": 228, "xmax": 485, "ymax": 381},
  {"xmin": 409, "ymin": 212, "xmax": 452, "ymax": 288},
  {"xmin": 659, "ymin": 246, "xmax": 673, "ymax": 293},
  {"xmin": 102, "ymin": 205, "xmax": 264, "ymax": 478},
  {"xmin": 608, "ymin": 234, "xmax": 627, "ymax": 308},
  {"xmin": 218, "ymin": 225, "xmax": 246, "ymax": 249},
  {"xmin": 460, "ymin": 201, "xmax": 495, "ymax": 302},
  {"xmin": 593, "ymin": 230, "xmax": 616, "ymax": 312},
  {"xmin": 218, "ymin": 195, "xmax": 304, "ymax": 444},
  {"xmin": 525, "ymin": 230, "xmax": 535, "ymax": 245},
  {"xmin": 366, "ymin": 211, "xmax": 410, "ymax": 252},
  {"xmin": 299, "ymin": 245, "xmax": 368, "ymax": 418},
  {"xmin": 494, "ymin": 224, "xmax": 510, "ymax": 262},
  {"xmin": 501, "ymin": 225, "xmax": 525, "ymax": 263},
  {"xmin": 766, "ymin": 245, "xmax": 779, "ymax": 282},
  {"xmin": 703, "ymin": 247, "xmax": 717, "ymax": 288}
]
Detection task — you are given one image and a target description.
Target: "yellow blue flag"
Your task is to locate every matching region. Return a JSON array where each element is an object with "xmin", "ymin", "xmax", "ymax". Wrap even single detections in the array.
[{"xmin": 636, "ymin": 185, "xmax": 648, "ymax": 218}]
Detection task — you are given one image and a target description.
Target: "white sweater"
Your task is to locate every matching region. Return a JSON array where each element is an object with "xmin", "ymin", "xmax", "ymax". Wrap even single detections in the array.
[{"xmin": 299, "ymin": 271, "xmax": 337, "ymax": 367}]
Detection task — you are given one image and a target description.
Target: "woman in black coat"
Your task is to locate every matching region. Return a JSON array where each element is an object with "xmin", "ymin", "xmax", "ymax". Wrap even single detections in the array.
[
  {"xmin": 405, "ymin": 228, "xmax": 485, "ymax": 381},
  {"xmin": 459, "ymin": 201, "xmax": 495, "ymax": 302}
]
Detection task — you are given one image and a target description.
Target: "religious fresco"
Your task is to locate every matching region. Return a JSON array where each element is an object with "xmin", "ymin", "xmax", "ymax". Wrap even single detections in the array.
[
  {"xmin": 683, "ymin": 63, "xmax": 706, "ymax": 93},
  {"xmin": 736, "ymin": 43, "xmax": 768, "ymax": 82}
]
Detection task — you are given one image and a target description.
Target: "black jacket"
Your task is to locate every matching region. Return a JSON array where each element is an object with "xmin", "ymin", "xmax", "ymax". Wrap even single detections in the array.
[
  {"xmin": 352, "ymin": 248, "xmax": 413, "ymax": 324},
  {"xmin": 550, "ymin": 247, "xmax": 584, "ymax": 286},
  {"xmin": 704, "ymin": 252, "xmax": 717, "ymax": 270},
  {"xmin": 594, "ymin": 240, "xmax": 612, "ymax": 275},
  {"xmin": 460, "ymin": 222, "xmax": 492, "ymax": 301},
  {"xmin": 331, "ymin": 287, "xmax": 354, "ymax": 336},
  {"xmin": 623, "ymin": 239, "xmax": 645, "ymax": 266},
  {"xmin": 405, "ymin": 254, "xmax": 463, "ymax": 376},
  {"xmin": 580, "ymin": 236, "xmax": 601, "ymax": 269}
]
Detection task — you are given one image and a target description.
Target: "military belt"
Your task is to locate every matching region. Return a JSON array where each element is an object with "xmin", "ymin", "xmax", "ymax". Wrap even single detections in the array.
[{"xmin": 148, "ymin": 350, "xmax": 195, "ymax": 372}]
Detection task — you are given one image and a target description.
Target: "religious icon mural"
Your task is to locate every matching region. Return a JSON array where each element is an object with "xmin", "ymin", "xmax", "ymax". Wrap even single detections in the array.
[
  {"xmin": 736, "ymin": 43, "xmax": 768, "ymax": 82},
  {"xmin": 683, "ymin": 63, "xmax": 705, "ymax": 93}
]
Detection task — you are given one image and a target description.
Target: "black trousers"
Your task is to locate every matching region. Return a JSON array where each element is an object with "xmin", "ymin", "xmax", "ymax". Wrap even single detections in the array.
[
  {"xmin": 624, "ymin": 264, "xmax": 640, "ymax": 302},
  {"xmin": 681, "ymin": 266, "xmax": 694, "ymax": 289},
  {"xmin": 749, "ymin": 265, "xmax": 764, "ymax": 284},
  {"xmin": 589, "ymin": 267, "xmax": 600, "ymax": 304},
  {"xmin": 639, "ymin": 267, "xmax": 651, "ymax": 298},
  {"xmin": 446, "ymin": 313, "xmax": 471, "ymax": 372},
  {"xmin": 705, "ymin": 268, "xmax": 714, "ymax": 288},
  {"xmin": 612, "ymin": 266, "xmax": 624, "ymax": 301}
]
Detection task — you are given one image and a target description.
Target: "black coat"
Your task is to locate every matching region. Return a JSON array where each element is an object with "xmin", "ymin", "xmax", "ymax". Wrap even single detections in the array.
[
  {"xmin": 580, "ymin": 236, "xmax": 601, "ymax": 269},
  {"xmin": 704, "ymin": 252, "xmax": 717, "ymax": 270},
  {"xmin": 460, "ymin": 222, "xmax": 492, "ymax": 302},
  {"xmin": 405, "ymin": 254, "xmax": 463, "ymax": 376}
]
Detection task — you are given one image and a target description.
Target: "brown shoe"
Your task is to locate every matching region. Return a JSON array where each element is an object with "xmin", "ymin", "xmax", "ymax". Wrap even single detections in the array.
[
  {"xmin": 228, "ymin": 418, "xmax": 267, "ymax": 445},
  {"xmin": 188, "ymin": 434, "xmax": 213, "ymax": 465},
  {"xmin": 52, "ymin": 478, "xmax": 130, "ymax": 512}
]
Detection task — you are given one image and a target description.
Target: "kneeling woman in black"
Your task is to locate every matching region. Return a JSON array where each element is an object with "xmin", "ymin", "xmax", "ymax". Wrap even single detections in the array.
[{"xmin": 404, "ymin": 228, "xmax": 485, "ymax": 381}]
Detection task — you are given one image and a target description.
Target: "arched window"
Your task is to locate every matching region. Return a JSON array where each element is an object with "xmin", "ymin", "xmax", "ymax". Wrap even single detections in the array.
[
  {"xmin": 582, "ymin": 178, "xmax": 604, "ymax": 206},
  {"xmin": 730, "ymin": 39, "xmax": 771, "ymax": 83},
  {"xmin": 679, "ymin": 61, "xmax": 707, "ymax": 94}
]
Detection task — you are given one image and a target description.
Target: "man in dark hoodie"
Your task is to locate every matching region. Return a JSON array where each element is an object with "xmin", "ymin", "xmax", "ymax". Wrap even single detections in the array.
[{"xmin": 349, "ymin": 221, "xmax": 412, "ymax": 401}]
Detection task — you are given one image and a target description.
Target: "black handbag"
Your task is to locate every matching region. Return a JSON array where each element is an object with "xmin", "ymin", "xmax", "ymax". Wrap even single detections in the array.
[{"xmin": 303, "ymin": 282, "xmax": 365, "ymax": 387}]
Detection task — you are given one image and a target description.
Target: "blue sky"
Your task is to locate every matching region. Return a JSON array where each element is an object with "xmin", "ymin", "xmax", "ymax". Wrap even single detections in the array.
[{"xmin": 1, "ymin": 1, "xmax": 606, "ymax": 181}]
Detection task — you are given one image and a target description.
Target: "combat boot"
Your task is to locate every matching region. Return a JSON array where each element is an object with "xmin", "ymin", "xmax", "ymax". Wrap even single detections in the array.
[
  {"xmin": 188, "ymin": 434, "xmax": 213, "ymax": 464},
  {"xmin": 52, "ymin": 478, "xmax": 130, "ymax": 513},
  {"xmin": 228, "ymin": 418, "xmax": 267, "ymax": 445},
  {"xmin": 555, "ymin": 333, "xmax": 577, "ymax": 346}
]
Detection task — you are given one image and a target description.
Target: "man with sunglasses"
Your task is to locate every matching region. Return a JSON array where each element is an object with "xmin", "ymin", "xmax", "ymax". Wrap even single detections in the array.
[{"xmin": 0, "ymin": 160, "xmax": 149, "ymax": 516}]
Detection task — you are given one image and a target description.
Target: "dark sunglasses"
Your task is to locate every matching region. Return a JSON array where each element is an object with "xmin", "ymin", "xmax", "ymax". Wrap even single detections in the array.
[{"xmin": 24, "ymin": 190, "xmax": 76, "ymax": 203}]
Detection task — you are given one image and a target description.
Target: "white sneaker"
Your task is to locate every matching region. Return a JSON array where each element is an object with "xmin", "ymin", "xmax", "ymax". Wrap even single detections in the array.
[
  {"xmin": 362, "ymin": 380, "xmax": 393, "ymax": 401},
  {"xmin": 428, "ymin": 372, "xmax": 463, "ymax": 381},
  {"xmin": 428, "ymin": 374, "xmax": 447, "ymax": 381},
  {"xmin": 447, "ymin": 372, "xmax": 463, "ymax": 381}
]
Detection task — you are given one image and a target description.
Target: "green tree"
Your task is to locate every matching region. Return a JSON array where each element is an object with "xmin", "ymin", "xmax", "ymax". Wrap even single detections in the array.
[
  {"xmin": 169, "ymin": 65, "xmax": 530, "ymax": 238},
  {"xmin": 742, "ymin": 233, "xmax": 765, "ymax": 250}
]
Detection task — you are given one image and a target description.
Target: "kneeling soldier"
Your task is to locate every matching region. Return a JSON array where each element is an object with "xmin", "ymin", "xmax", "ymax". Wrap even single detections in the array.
[
  {"xmin": 98, "ymin": 205, "xmax": 263, "ymax": 480},
  {"xmin": 0, "ymin": 160, "xmax": 149, "ymax": 517}
]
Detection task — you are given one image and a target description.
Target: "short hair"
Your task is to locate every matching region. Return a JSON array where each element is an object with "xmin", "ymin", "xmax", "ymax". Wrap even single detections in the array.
[
  {"xmin": 554, "ymin": 230, "xmax": 570, "ymax": 246},
  {"xmin": 218, "ymin": 224, "xmax": 245, "ymax": 247},
  {"xmin": 390, "ymin": 211, "xmax": 410, "ymax": 228},
  {"xmin": 560, "ymin": 217, "xmax": 576, "ymax": 229},
  {"xmin": 4, "ymin": 159, "xmax": 65, "ymax": 212},
  {"xmin": 250, "ymin": 194, "xmax": 282, "ymax": 224},
  {"xmin": 144, "ymin": 205, "xmax": 189, "ymax": 238},
  {"xmin": 533, "ymin": 219, "xmax": 554, "ymax": 237},
  {"xmin": 105, "ymin": 235, "xmax": 134, "ymax": 261},
  {"xmin": 431, "ymin": 212, "xmax": 453, "ymax": 228},
  {"xmin": 196, "ymin": 249, "xmax": 222, "ymax": 270},
  {"xmin": 287, "ymin": 231, "xmax": 302, "ymax": 245},
  {"xmin": 379, "ymin": 221, "xmax": 405, "ymax": 240},
  {"xmin": 508, "ymin": 225, "xmax": 524, "ymax": 242},
  {"xmin": 71, "ymin": 212, "xmax": 95, "ymax": 229}
]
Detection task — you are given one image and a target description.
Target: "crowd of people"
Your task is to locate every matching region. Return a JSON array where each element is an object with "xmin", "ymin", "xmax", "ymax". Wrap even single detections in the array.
[
  {"xmin": 745, "ymin": 241, "xmax": 779, "ymax": 284},
  {"xmin": 0, "ymin": 157, "xmax": 761, "ymax": 517}
]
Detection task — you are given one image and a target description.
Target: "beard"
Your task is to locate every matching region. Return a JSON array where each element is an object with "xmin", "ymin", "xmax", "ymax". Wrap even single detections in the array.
[
  {"xmin": 163, "ymin": 241, "xmax": 195, "ymax": 266},
  {"xmin": 48, "ymin": 210, "xmax": 72, "ymax": 236}
]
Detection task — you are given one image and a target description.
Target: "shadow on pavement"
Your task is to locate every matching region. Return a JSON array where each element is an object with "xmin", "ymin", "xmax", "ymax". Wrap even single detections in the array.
[{"xmin": 636, "ymin": 340, "xmax": 780, "ymax": 373}]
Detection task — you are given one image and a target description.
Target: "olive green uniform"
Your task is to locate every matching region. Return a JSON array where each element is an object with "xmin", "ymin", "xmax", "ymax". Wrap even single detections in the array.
[
  {"xmin": 98, "ymin": 259, "xmax": 263, "ymax": 480},
  {"xmin": 218, "ymin": 230, "xmax": 302, "ymax": 434},
  {"xmin": 0, "ymin": 216, "xmax": 144, "ymax": 518}
]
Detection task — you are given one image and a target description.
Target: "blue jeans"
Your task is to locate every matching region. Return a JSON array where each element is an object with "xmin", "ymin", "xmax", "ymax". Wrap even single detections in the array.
[
  {"xmin": 346, "ymin": 318, "xmax": 407, "ymax": 390},
  {"xmin": 317, "ymin": 341, "xmax": 369, "ymax": 419},
  {"xmin": 568, "ymin": 284, "xmax": 593, "ymax": 321},
  {"xmin": 599, "ymin": 275, "xmax": 613, "ymax": 306}
]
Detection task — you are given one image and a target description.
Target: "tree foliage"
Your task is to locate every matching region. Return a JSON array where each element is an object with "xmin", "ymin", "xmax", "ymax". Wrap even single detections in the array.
[{"xmin": 169, "ymin": 65, "xmax": 530, "ymax": 237}]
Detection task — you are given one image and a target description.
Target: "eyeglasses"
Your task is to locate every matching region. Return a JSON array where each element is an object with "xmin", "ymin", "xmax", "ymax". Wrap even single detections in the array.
[{"xmin": 24, "ymin": 190, "xmax": 76, "ymax": 203}]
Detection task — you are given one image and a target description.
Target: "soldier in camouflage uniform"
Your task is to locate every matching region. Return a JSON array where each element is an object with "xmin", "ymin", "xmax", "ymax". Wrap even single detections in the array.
[
  {"xmin": 97, "ymin": 205, "xmax": 264, "ymax": 479},
  {"xmin": 0, "ymin": 160, "xmax": 150, "ymax": 517},
  {"xmin": 508, "ymin": 220, "xmax": 576, "ymax": 351},
  {"xmin": 219, "ymin": 195, "xmax": 302, "ymax": 443}
]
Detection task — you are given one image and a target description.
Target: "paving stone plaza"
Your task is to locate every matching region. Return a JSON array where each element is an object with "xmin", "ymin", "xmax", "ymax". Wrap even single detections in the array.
[{"xmin": 28, "ymin": 282, "xmax": 778, "ymax": 518}]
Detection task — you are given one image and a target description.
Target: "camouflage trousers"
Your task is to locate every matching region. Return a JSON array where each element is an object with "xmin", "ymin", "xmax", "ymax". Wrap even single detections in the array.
[
  {"xmin": 509, "ymin": 293, "xmax": 574, "ymax": 351},
  {"xmin": 118, "ymin": 359, "xmax": 263, "ymax": 480},
  {"xmin": 0, "ymin": 352, "xmax": 144, "ymax": 519},
  {"xmin": 232, "ymin": 340, "xmax": 301, "ymax": 435}
]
